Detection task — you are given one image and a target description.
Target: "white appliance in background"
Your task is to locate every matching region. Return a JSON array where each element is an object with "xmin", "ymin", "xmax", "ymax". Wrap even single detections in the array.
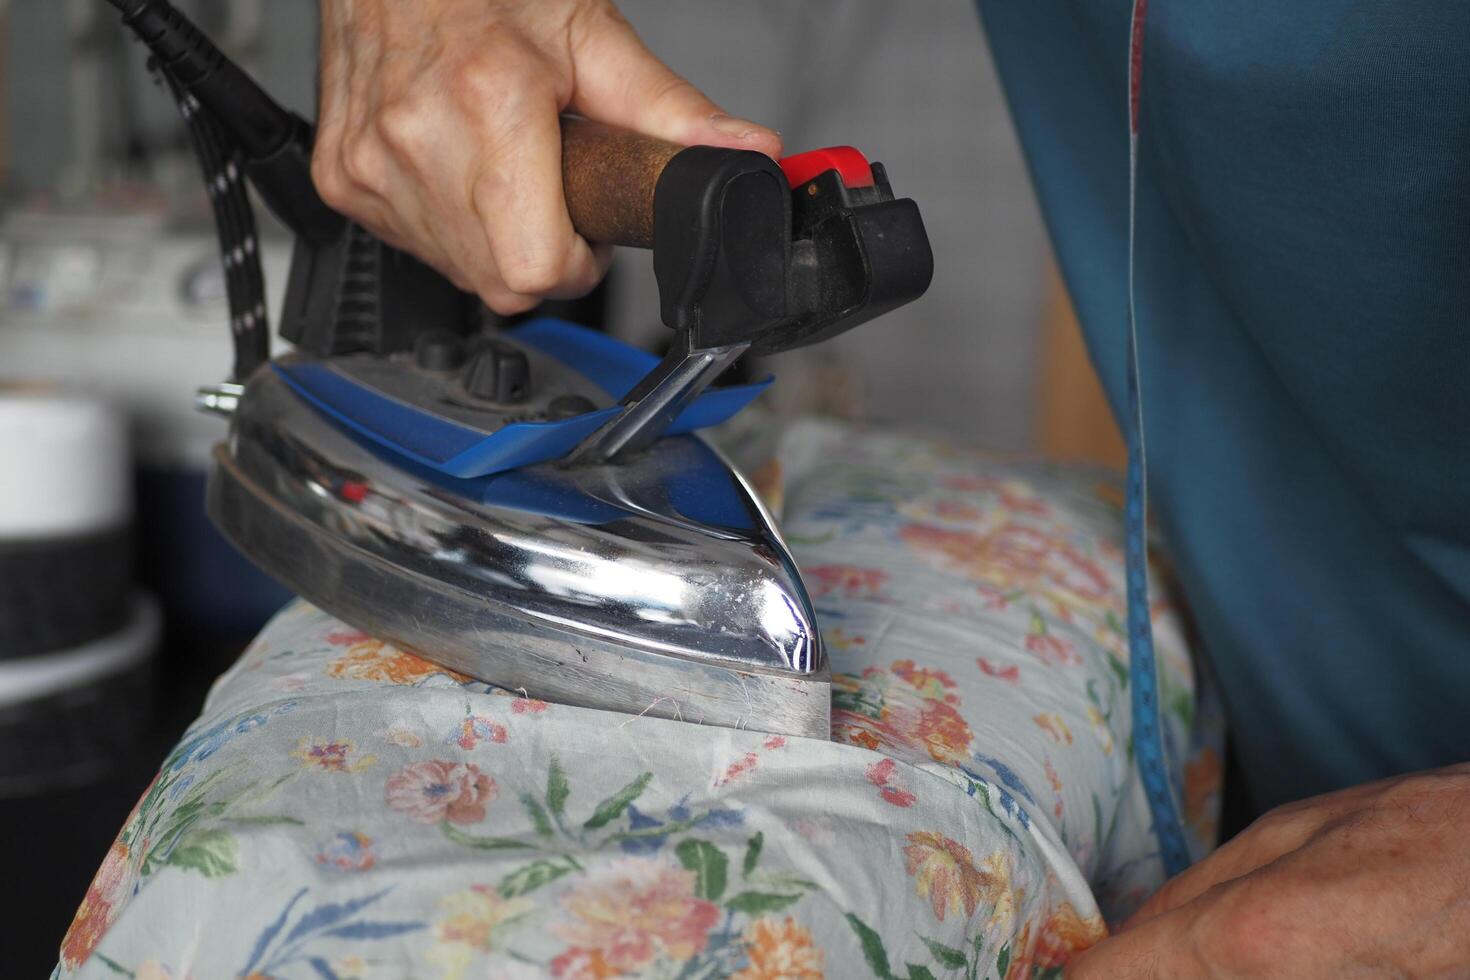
[
  {"xmin": 0, "ymin": 209, "xmax": 296, "ymax": 636},
  {"xmin": 0, "ymin": 389, "xmax": 159, "ymax": 797},
  {"xmin": 0, "ymin": 209, "xmax": 292, "ymax": 469}
]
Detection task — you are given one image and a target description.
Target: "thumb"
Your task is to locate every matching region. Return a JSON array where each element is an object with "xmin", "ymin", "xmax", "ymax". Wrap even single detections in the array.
[{"xmin": 566, "ymin": 2, "xmax": 782, "ymax": 158}]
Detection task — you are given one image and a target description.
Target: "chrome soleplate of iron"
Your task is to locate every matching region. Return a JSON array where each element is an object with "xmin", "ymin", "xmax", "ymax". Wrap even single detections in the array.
[{"xmin": 113, "ymin": 0, "xmax": 931, "ymax": 737}]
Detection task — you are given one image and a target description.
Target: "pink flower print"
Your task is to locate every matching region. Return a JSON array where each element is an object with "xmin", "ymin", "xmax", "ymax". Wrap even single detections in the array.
[
  {"xmin": 714, "ymin": 751, "xmax": 760, "ymax": 788},
  {"xmin": 977, "ymin": 657, "xmax": 1020, "ymax": 684},
  {"xmin": 511, "ymin": 698, "xmax": 549, "ymax": 714},
  {"xmin": 556, "ymin": 858, "xmax": 720, "ymax": 972},
  {"xmin": 60, "ymin": 839, "xmax": 136, "ymax": 968},
  {"xmin": 1025, "ymin": 613, "xmax": 1081, "ymax": 667},
  {"xmin": 325, "ymin": 628, "xmax": 372, "ymax": 646},
  {"xmin": 386, "ymin": 760, "xmax": 496, "ymax": 825},
  {"xmin": 865, "ymin": 757, "xmax": 917, "ymax": 807},
  {"xmin": 805, "ymin": 564, "xmax": 889, "ymax": 599},
  {"xmin": 448, "ymin": 715, "xmax": 508, "ymax": 750},
  {"xmin": 762, "ymin": 736, "xmax": 786, "ymax": 750}
]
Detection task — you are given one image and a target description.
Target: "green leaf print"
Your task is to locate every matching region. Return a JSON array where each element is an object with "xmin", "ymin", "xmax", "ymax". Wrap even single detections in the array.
[
  {"xmin": 907, "ymin": 965, "xmax": 938, "ymax": 980},
  {"xmin": 222, "ymin": 814, "xmax": 305, "ymax": 827},
  {"xmin": 846, "ymin": 912, "xmax": 895, "ymax": 979},
  {"xmin": 742, "ymin": 831, "xmax": 764, "ymax": 877},
  {"xmin": 995, "ymin": 942, "xmax": 1011, "ymax": 979},
  {"xmin": 675, "ymin": 839, "xmax": 728, "ymax": 902},
  {"xmin": 520, "ymin": 792, "xmax": 555, "ymax": 838},
  {"xmin": 582, "ymin": 772, "xmax": 653, "ymax": 831},
  {"xmin": 546, "ymin": 757, "xmax": 571, "ymax": 818},
  {"xmin": 167, "ymin": 827, "xmax": 238, "ymax": 877},
  {"xmin": 920, "ymin": 936, "xmax": 969, "ymax": 970},
  {"xmin": 441, "ymin": 824, "xmax": 533, "ymax": 850},
  {"xmin": 498, "ymin": 857, "xmax": 580, "ymax": 898},
  {"xmin": 724, "ymin": 891, "xmax": 802, "ymax": 916}
]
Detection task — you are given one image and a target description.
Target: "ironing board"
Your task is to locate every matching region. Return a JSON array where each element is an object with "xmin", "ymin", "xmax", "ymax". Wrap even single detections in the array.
[{"xmin": 55, "ymin": 419, "xmax": 1222, "ymax": 979}]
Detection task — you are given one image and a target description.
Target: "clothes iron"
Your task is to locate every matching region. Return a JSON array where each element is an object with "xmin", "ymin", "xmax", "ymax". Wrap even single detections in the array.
[{"xmin": 112, "ymin": 0, "xmax": 932, "ymax": 737}]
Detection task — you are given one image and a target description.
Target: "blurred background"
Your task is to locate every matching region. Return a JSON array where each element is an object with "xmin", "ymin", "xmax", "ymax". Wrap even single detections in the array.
[{"xmin": 0, "ymin": 0, "xmax": 1120, "ymax": 970}]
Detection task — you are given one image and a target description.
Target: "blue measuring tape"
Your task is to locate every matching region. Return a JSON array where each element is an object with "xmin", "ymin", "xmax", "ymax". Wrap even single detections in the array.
[{"xmin": 1126, "ymin": 0, "xmax": 1191, "ymax": 877}]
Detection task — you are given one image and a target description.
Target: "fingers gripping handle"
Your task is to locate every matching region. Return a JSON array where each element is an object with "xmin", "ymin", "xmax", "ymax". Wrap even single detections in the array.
[{"xmin": 560, "ymin": 117, "xmax": 683, "ymax": 249}]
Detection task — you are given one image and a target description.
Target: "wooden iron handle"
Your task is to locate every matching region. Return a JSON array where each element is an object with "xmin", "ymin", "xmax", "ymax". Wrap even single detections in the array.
[{"xmin": 561, "ymin": 116, "xmax": 684, "ymax": 249}]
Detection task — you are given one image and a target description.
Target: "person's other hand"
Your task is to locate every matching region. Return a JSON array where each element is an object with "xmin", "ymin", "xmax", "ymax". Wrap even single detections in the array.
[
  {"xmin": 313, "ymin": 0, "xmax": 782, "ymax": 314},
  {"xmin": 1067, "ymin": 764, "xmax": 1470, "ymax": 978}
]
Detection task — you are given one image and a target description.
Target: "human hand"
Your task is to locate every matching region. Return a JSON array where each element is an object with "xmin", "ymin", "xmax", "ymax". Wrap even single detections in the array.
[
  {"xmin": 312, "ymin": 0, "xmax": 782, "ymax": 314},
  {"xmin": 1067, "ymin": 764, "xmax": 1470, "ymax": 978}
]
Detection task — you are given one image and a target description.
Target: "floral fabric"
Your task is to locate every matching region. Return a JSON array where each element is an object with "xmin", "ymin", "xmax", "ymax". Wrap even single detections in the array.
[{"xmin": 57, "ymin": 419, "xmax": 1222, "ymax": 979}]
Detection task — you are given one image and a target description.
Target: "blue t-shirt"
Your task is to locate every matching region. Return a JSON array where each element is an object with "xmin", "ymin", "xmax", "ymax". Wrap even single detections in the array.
[{"xmin": 977, "ymin": 2, "xmax": 1470, "ymax": 811}]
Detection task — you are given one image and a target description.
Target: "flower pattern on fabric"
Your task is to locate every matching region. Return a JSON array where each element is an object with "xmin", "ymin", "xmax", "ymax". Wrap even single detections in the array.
[
  {"xmin": 55, "ymin": 419, "xmax": 1222, "ymax": 979},
  {"xmin": 903, "ymin": 831, "xmax": 1009, "ymax": 923},
  {"xmin": 833, "ymin": 660, "xmax": 974, "ymax": 764},
  {"xmin": 428, "ymin": 885, "xmax": 535, "ymax": 979},
  {"xmin": 556, "ymin": 858, "xmax": 721, "ymax": 973},
  {"xmin": 59, "ymin": 840, "xmax": 133, "ymax": 969},
  {"xmin": 732, "ymin": 917, "xmax": 824, "ymax": 980},
  {"xmin": 386, "ymin": 760, "xmax": 496, "ymax": 825},
  {"xmin": 326, "ymin": 636, "xmax": 471, "ymax": 685},
  {"xmin": 291, "ymin": 736, "xmax": 376, "ymax": 772},
  {"xmin": 313, "ymin": 831, "xmax": 377, "ymax": 872}
]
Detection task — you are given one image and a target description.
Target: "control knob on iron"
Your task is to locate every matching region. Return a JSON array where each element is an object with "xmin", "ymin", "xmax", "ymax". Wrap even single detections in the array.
[
  {"xmin": 463, "ymin": 340, "xmax": 530, "ymax": 404},
  {"xmin": 413, "ymin": 331, "xmax": 467, "ymax": 372}
]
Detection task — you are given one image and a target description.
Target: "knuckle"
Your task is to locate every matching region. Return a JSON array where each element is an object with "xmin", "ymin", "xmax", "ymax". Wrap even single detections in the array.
[
  {"xmin": 310, "ymin": 148, "xmax": 351, "ymax": 210},
  {"xmin": 1196, "ymin": 888, "xmax": 1277, "ymax": 971},
  {"xmin": 1251, "ymin": 801, "xmax": 1319, "ymax": 843},
  {"xmin": 340, "ymin": 134, "xmax": 388, "ymax": 193},
  {"xmin": 374, "ymin": 100, "xmax": 433, "ymax": 158},
  {"xmin": 451, "ymin": 54, "xmax": 532, "ymax": 114}
]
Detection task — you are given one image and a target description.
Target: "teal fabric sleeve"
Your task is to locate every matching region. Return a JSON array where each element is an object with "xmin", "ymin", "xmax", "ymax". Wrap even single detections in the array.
[{"xmin": 977, "ymin": 1, "xmax": 1470, "ymax": 810}]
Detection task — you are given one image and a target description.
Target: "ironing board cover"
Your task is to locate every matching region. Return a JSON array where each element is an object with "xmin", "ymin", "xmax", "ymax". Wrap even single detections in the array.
[{"xmin": 56, "ymin": 419, "xmax": 1222, "ymax": 979}]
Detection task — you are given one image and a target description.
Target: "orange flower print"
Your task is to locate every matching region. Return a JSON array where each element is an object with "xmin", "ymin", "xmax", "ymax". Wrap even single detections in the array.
[
  {"xmin": 291, "ymin": 736, "xmax": 376, "ymax": 772},
  {"xmin": 806, "ymin": 564, "xmax": 889, "ymax": 600},
  {"xmin": 1044, "ymin": 757, "xmax": 1065, "ymax": 821},
  {"xmin": 832, "ymin": 660, "xmax": 974, "ymax": 765},
  {"xmin": 385, "ymin": 760, "xmax": 496, "ymax": 825},
  {"xmin": 551, "ymin": 947, "xmax": 619, "ymax": 979},
  {"xmin": 556, "ymin": 857, "xmax": 720, "ymax": 972},
  {"xmin": 1086, "ymin": 705, "xmax": 1115, "ymax": 756},
  {"xmin": 940, "ymin": 474, "xmax": 1051, "ymax": 516},
  {"xmin": 1033, "ymin": 713, "xmax": 1073, "ymax": 745},
  {"xmin": 902, "ymin": 832, "xmax": 1006, "ymax": 923},
  {"xmin": 732, "ymin": 917, "xmax": 824, "ymax": 979},
  {"xmin": 1029, "ymin": 901, "xmax": 1108, "ymax": 969},
  {"xmin": 1184, "ymin": 746, "xmax": 1223, "ymax": 842},
  {"xmin": 428, "ymin": 885, "xmax": 534, "ymax": 979},
  {"xmin": 326, "ymin": 637, "xmax": 471, "ymax": 685},
  {"xmin": 901, "ymin": 522, "xmax": 1114, "ymax": 614},
  {"xmin": 60, "ymin": 839, "xmax": 134, "ymax": 968}
]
